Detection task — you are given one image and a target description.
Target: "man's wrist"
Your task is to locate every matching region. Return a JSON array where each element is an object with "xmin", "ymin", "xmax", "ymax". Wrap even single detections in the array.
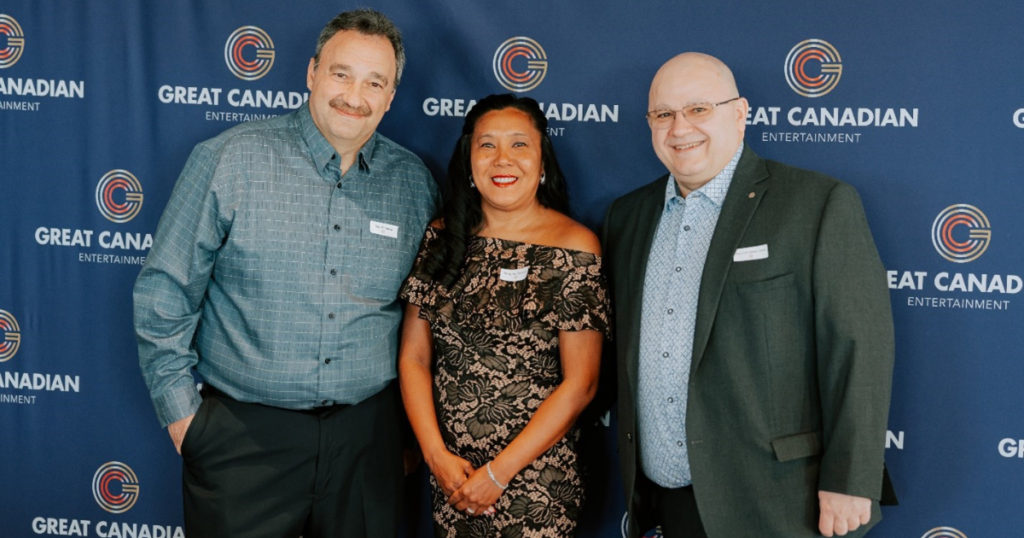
[{"xmin": 153, "ymin": 381, "xmax": 202, "ymax": 428}]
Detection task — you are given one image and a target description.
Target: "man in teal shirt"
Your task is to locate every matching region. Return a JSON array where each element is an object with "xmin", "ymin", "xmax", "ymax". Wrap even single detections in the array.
[{"xmin": 134, "ymin": 9, "xmax": 438, "ymax": 537}]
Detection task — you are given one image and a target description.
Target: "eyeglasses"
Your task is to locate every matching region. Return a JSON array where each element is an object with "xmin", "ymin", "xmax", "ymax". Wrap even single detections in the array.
[{"xmin": 645, "ymin": 97, "xmax": 742, "ymax": 129}]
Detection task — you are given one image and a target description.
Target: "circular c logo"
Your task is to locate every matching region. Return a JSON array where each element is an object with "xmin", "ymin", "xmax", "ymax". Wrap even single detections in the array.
[
  {"xmin": 921, "ymin": 527, "xmax": 968, "ymax": 538},
  {"xmin": 1014, "ymin": 108, "xmax": 1024, "ymax": 128},
  {"xmin": 0, "ymin": 14, "xmax": 26, "ymax": 69},
  {"xmin": 225, "ymin": 26, "xmax": 275, "ymax": 81},
  {"xmin": 931, "ymin": 204, "xmax": 991, "ymax": 263},
  {"xmin": 784, "ymin": 39, "xmax": 842, "ymax": 98},
  {"xmin": 0, "ymin": 309, "xmax": 21, "ymax": 362},
  {"xmin": 493, "ymin": 37, "xmax": 548, "ymax": 93},
  {"xmin": 92, "ymin": 462, "xmax": 140, "ymax": 514},
  {"xmin": 95, "ymin": 170, "xmax": 144, "ymax": 223}
]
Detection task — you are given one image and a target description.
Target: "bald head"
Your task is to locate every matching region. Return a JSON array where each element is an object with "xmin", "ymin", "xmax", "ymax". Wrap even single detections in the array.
[
  {"xmin": 647, "ymin": 52, "xmax": 748, "ymax": 195},
  {"xmin": 651, "ymin": 53, "xmax": 739, "ymax": 102}
]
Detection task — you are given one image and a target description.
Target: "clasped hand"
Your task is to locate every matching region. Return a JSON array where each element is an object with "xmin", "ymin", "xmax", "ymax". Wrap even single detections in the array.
[{"xmin": 428, "ymin": 450, "xmax": 500, "ymax": 516}]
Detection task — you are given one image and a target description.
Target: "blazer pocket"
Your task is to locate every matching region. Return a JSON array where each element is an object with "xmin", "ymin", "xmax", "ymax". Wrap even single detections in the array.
[
  {"xmin": 771, "ymin": 431, "xmax": 822, "ymax": 462},
  {"xmin": 735, "ymin": 272, "xmax": 795, "ymax": 294}
]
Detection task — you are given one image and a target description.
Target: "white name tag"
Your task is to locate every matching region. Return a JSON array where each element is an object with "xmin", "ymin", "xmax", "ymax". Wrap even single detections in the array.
[
  {"xmin": 500, "ymin": 267, "xmax": 530, "ymax": 282},
  {"xmin": 734, "ymin": 244, "xmax": 769, "ymax": 262},
  {"xmin": 369, "ymin": 220, "xmax": 399, "ymax": 239}
]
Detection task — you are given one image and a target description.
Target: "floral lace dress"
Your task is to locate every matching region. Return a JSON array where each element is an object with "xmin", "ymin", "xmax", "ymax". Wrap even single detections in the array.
[{"xmin": 400, "ymin": 227, "xmax": 610, "ymax": 538}]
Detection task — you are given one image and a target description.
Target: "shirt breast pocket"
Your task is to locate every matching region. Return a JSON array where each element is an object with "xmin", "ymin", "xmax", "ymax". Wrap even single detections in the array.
[{"xmin": 350, "ymin": 220, "xmax": 419, "ymax": 302}]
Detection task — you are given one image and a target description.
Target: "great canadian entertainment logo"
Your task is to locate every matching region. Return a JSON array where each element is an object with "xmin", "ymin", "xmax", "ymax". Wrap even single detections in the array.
[
  {"xmin": 422, "ymin": 36, "xmax": 620, "ymax": 137},
  {"xmin": 888, "ymin": 204, "xmax": 1020, "ymax": 311},
  {"xmin": 0, "ymin": 13, "xmax": 26, "ymax": 68},
  {"xmin": 93, "ymin": 462, "xmax": 141, "ymax": 514},
  {"xmin": 0, "ymin": 308, "xmax": 82, "ymax": 406},
  {"xmin": 29, "ymin": 462, "xmax": 185, "ymax": 537},
  {"xmin": 0, "ymin": 309, "xmax": 21, "ymax": 362},
  {"xmin": 225, "ymin": 26, "xmax": 275, "ymax": 81},
  {"xmin": 96, "ymin": 170, "xmax": 145, "ymax": 223},
  {"xmin": 748, "ymin": 38, "xmax": 919, "ymax": 144},
  {"xmin": 493, "ymin": 37, "xmax": 548, "ymax": 93},
  {"xmin": 34, "ymin": 169, "xmax": 153, "ymax": 266},
  {"xmin": 0, "ymin": 13, "xmax": 86, "ymax": 112},
  {"xmin": 158, "ymin": 24, "xmax": 307, "ymax": 124}
]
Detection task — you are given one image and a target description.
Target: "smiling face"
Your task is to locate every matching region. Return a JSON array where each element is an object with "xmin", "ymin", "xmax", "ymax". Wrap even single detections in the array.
[
  {"xmin": 470, "ymin": 108, "xmax": 545, "ymax": 214},
  {"xmin": 648, "ymin": 53, "xmax": 748, "ymax": 195},
  {"xmin": 306, "ymin": 30, "xmax": 397, "ymax": 157}
]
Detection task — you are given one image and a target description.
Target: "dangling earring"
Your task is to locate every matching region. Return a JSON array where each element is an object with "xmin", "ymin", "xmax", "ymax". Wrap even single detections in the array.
[
  {"xmin": 469, "ymin": 177, "xmax": 476, "ymax": 189},
  {"xmin": 540, "ymin": 173, "xmax": 546, "ymax": 185}
]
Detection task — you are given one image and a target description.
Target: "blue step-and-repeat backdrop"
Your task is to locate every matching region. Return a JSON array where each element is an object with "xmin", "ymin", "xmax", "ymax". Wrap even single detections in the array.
[{"xmin": 2, "ymin": 1, "xmax": 1022, "ymax": 537}]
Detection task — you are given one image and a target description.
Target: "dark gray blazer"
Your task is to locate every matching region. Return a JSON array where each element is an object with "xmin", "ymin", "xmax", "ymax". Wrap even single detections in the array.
[{"xmin": 603, "ymin": 146, "xmax": 896, "ymax": 538}]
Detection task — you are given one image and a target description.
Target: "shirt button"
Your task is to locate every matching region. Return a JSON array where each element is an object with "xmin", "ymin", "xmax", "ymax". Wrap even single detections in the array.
[
  {"xmin": 328, "ymin": 312, "xmax": 336, "ymax": 319},
  {"xmin": 667, "ymin": 308, "xmax": 674, "ymax": 314},
  {"xmin": 324, "ymin": 358, "xmax": 332, "ymax": 364},
  {"xmin": 330, "ymin": 269, "xmax": 337, "ymax": 276},
  {"xmin": 333, "ymin": 224, "xmax": 341, "ymax": 231},
  {"xmin": 336, "ymin": 181, "xmax": 342, "ymax": 189},
  {"xmin": 675, "ymin": 266, "xmax": 682, "ymax": 272},
  {"xmin": 683, "ymin": 225, "xmax": 691, "ymax": 231},
  {"xmin": 668, "ymin": 397, "xmax": 674, "ymax": 403},
  {"xmin": 321, "ymin": 399, "xmax": 329, "ymax": 406},
  {"xmin": 662, "ymin": 352, "xmax": 669, "ymax": 358},
  {"xmin": 677, "ymin": 441, "xmax": 684, "ymax": 447},
  {"xmin": 330, "ymin": 154, "xmax": 336, "ymax": 160}
]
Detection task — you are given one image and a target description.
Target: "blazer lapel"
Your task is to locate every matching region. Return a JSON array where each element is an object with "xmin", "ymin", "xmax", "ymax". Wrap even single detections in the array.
[
  {"xmin": 690, "ymin": 146, "xmax": 770, "ymax": 372},
  {"xmin": 624, "ymin": 176, "xmax": 669, "ymax": 393}
]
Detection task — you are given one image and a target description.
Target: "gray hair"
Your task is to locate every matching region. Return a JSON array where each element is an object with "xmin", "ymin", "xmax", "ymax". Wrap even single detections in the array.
[{"xmin": 313, "ymin": 9, "xmax": 406, "ymax": 88}]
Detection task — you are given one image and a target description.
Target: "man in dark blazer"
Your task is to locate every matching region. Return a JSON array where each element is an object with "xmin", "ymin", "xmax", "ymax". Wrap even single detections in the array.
[{"xmin": 603, "ymin": 53, "xmax": 895, "ymax": 538}]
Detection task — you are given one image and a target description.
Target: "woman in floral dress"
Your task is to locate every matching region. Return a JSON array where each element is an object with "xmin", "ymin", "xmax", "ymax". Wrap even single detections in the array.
[{"xmin": 398, "ymin": 94, "xmax": 609, "ymax": 538}]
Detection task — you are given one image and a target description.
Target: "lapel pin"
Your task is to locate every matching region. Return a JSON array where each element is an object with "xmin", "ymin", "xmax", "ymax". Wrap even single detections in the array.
[{"xmin": 748, "ymin": 192, "xmax": 756, "ymax": 199}]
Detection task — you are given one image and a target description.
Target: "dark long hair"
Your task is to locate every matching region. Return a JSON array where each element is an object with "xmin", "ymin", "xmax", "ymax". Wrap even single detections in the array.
[{"xmin": 421, "ymin": 94, "xmax": 571, "ymax": 288}]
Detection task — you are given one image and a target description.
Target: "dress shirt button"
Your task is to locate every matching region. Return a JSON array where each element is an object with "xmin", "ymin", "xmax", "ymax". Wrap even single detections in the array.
[
  {"xmin": 324, "ymin": 358, "xmax": 332, "ymax": 364},
  {"xmin": 333, "ymin": 224, "xmax": 341, "ymax": 231},
  {"xmin": 668, "ymin": 397, "xmax": 674, "ymax": 403},
  {"xmin": 328, "ymin": 312, "xmax": 336, "ymax": 319},
  {"xmin": 667, "ymin": 308, "xmax": 673, "ymax": 314},
  {"xmin": 683, "ymin": 225, "xmax": 691, "ymax": 231},
  {"xmin": 677, "ymin": 441, "xmax": 684, "ymax": 447},
  {"xmin": 330, "ymin": 154, "xmax": 336, "ymax": 160},
  {"xmin": 321, "ymin": 399, "xmax": 329, "ymax": 406},
  {"xmin": 336, "ymin": 181, "xmax": 342, "ymax": 189},
  {"xmin": 330, "ymin": 269, "xmax": 337, "ymax": 276},
  {"xmin": 675, "ymin": 266, "xmax": 682, "ymax": 272},
  {"xmin": 662, "ymin": 352, "xmax": 669, "ymax": 358}
]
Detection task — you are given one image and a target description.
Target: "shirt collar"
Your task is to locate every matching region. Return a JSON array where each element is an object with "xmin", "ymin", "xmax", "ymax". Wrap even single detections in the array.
[
  {"xmin": 297, "ymin": 102, "xmax": 377, "ymax": 175},
  {"xmin": 663, "ymin": 142, "xmax": 744, "ymax": 211}
]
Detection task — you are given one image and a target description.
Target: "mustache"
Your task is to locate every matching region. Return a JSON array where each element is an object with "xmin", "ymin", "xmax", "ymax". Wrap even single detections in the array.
[{"xmin": 329, "ymin": 98, "xmax": 371, "ymax": 117}]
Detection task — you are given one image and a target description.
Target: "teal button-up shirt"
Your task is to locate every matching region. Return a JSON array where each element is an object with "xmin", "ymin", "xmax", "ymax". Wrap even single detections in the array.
[{"xmin": 134, "ymin": 103, "xmax": 439, "ymax": 427}]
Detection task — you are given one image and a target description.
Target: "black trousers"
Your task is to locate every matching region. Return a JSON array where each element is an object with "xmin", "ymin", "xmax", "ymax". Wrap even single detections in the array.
[
  {"xmin": 651, "ymin": 483, "xmax": 708, "ymax": 538},
  {"xmin": 181, "ymin": 383, "xmax": 404, "ymax": 538}
]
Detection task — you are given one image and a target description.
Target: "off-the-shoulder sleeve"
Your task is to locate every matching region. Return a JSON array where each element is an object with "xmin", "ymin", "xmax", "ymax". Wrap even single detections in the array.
[
  {"xmin": 399, "ymin": 227, "xmax": 440, "ymax": 311},
  {"xmin": 555, "ymin": 254, "xmax": 611, "ymax": 337}
]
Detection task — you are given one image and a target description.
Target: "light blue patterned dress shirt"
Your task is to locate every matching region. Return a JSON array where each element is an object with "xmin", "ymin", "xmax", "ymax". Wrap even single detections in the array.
[
  {"xmin": 638, "ymin": 144, "xmax": 743, "ymax": 488},
  {"xmin": 134, "ymin": 103, "xmax": 440, "ymax": 427}
]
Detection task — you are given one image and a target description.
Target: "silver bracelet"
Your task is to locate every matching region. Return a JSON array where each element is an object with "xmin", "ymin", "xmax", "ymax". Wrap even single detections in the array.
[{"xmin": 486, "ymin": 461, "xmax": 508, "ymax": 490}]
